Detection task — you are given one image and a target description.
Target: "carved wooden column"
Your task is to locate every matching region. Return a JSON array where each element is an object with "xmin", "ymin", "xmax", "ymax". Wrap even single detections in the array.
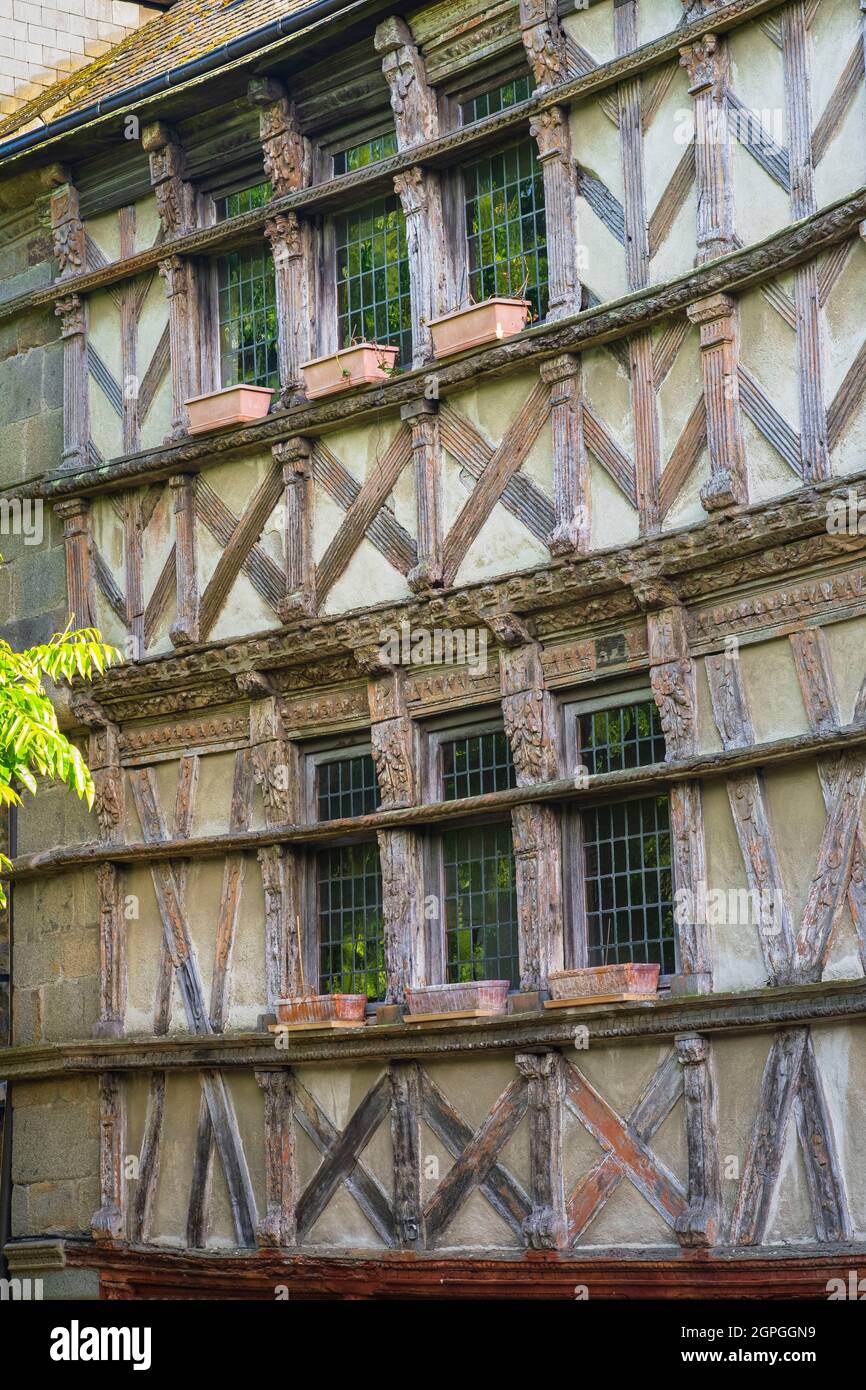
[
  {"xmin": 243, "ymin": 683, "xmax": 305, "ymax": 1008},
  {"xmin": 275, "ymin": 438, "xmax": 315, "ymax": 618},
  {"xmin": 92, "ymin": 1072, "xmax": 126, "ymax": 1240},
  {"xmin": 674, "ymin": 1033, "xmax": 722, "ymax": 1247},
  {"xmin": 500, "ymin": 641, "xmax": 564, "ymax": 991},
  {"xmin": 402, "ymin": 398, "xmax": 442, "ymax": 592},
  {"xmin": 249, "ymin": 79, "xmax": 314, "ymax": 406},
  {"xmin": 143, "ymin": 123, "xmax": 202, "ymax": 440},
  {"xmin": 54, "ymin": 294, "xmax": 89, "ymax": 470},
  {"xmin": 644, "ymin": 593, "xmax": 711, "ymax": 991},
  {"xmin": 169, "ymin": 473, "xmax": 200, "ymax": 646},
  {"xmin": 365, "ymin": 662, "xmax": 427, "ymax": 1003},
  {"xmin": 680, "ymin": 33, "xmax": 735, "ymax": 263},
  {"xmin": 375, "ymin": 17, "xmax": 451, "ymax": 366},
  {"xmin": 389, "ymin": 1060, "xmax": 425, "ymax": 1248},
  {"xmin": 255, "ymin": 1070, "xmax": 298, "ymax": 1247},
  {"xmin": 54, "ymin": 498, "xmax": 96, "ymax": 628},
  {"xmin": 528, "ymin": 106, "xmax": 581, "ymax": 322},
  {"xmin": 515, "ymin": 1051, "xmax": 567, "ymax": 1249},
  {"xmin": 541, "ymin": 354, "xmax": 589, "ymax": 553},
  {"xmin": 519, "ymin": 0, "xmax": 568, "ymax": 93},
  {"xmin": 49, "ymin": 173, "xmax": 86, "ymax": 282},
  {"xmin": 688, "ymin": 294, "xmax": 747, "ymax": 511}
]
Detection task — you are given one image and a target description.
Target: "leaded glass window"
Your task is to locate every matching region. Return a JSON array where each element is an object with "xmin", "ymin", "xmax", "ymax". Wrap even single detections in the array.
[
  {"xmin": 444, "ymin": 823, "xmax": 519, "ymax": 986},
  {"xmin": 583, "ymin": 795, "xmax": 675, "ymax": 974},
  {"xmin": 317, "ymin": 843, "xmax": 386, "ymax": 999},
  {"xmin": 333, "ymin": 131, "xmax": 398, "ymax": 176},
  {"xmin": 315, "ymin": 753, "xmax": 384, "ymax": 1000},
  {"xmin": 441, "ymin": 730, "xmax": 516, "ymax": 801},
  {"xmin": 578, "ymin": 700, "xmax": 667, "ymax": 776},
  {"xmin": 461, "ymin": 75, "xmax": 532, "ymax": 124},
  {"xmin": 217, "ymin": 241, "xmax": 278, "ymax": 389},
  {"xmin": 335, "ymin": 195, "xmax": 412, "ymax": 365},
  {"xmin": 463, "ymin": 138, "xmax": 549, "ymax": 323},
  {"xmin": 215, "ymin": 181, "xmax": 272, "ymax": 220}
]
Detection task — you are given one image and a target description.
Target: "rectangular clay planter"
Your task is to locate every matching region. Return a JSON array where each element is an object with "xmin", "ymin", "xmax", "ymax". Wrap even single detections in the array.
[
  {"xmin": 548, "ymin": 963, "xmax": 660, "ymax": 1000},
  {"xmin": 429, "ymin": 298, "xmax": 530, "ymax": 358},
  {"xmin": 301, "ymin": 343, "xmax": 398, "ymax": 399},
  {"xmin": 186, "ymin": 384, "xmax": 274, "ymax": 433},
  {"xmin": 276, "ymin": 992, "xmax": 367, "ymax": 1024},
  {"xmin": 404, "ymin": 980, "xmax": 510, "ymax": 1015}
]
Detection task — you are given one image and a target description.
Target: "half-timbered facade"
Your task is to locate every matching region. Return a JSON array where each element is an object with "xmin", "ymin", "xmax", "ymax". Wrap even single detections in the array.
[{"xmin": 2, "ymin": 0, "xmax": 866, "ymax": 1299}]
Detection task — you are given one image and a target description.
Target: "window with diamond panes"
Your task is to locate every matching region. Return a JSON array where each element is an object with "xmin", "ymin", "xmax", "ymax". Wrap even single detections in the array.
[
  {"xmin": 444, "ymin": 823, "xmax": 519, "ymax": 986},
  {"xmin": 335, "ymin": 196, "xmax": 412, "ymax": 365},
  {"xmin": 333, "ymin": 130, "xmax": 398, "ymax": 176},
  {"xmin": 316, "ymin": 754, "xmax": 384, "ymax": 999},
  {"xmin": 317, "ymin": 753, "xmax": 380, "ymax": 820},
  {"xmin": 441, "ymin": 730, "xmax": 516, "ymax": 801},
  {"xmin": 462, "ymin": 137, "xmax": 549, "ymax": 323},
  {"xmin": 317, "ymin": 843, "xmax": 386, "ymax": 999},
  {"xmin": 460, "ymin": 75, "xmax": 532, "ymax": 124}
]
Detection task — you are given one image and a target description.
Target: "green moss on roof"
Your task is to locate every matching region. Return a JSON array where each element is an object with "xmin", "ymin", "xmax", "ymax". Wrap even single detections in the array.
[{"xmin": 0, "ymin": 0, "xmax": 316, "ymax": 146}]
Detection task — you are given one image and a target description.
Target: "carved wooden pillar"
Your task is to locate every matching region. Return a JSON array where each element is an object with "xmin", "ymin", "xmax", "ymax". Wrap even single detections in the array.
[
  {"xmin": 680, "ymin": 33, "xmax": 735, "ymax": 262},
  {"xmin": 143, "ymin": 123, "xmax": 202, "ymax": 440},
  {"xmin": 54, "ymin": 294, "xmax": 89, "ymax": 470},
  {"xmin": 646, "ymin": 598, "xmax": 711, "ymax": 991},
  {"xmin": 540, "ymin": 353, "xmax": 589, "ymax": 554},
  {"xmin": 49, "ymin": 174, "xmax": 86, "ymax": 283},
  {"xmin": 500, "ymin": 641, "xmax": 564, "ymax": 991},
  {"xmin": 519, "ymin": 0, "xmax": 569, "ymax": 93},
  {"xmin": 95, "ymin": 865, "xmax": 125, "ymax": 1039},
  {"xmin": 375, "ymin": 17, "xmax": 451, "ymax": 366},
  {"xmin": 275, "ymin": 438, "xmax": 315, "ymax": 618},
  {"xmin": 245, "ymin": 687, "xmax": 305, "ymax": 1007},
  {"xmin": 515, "ymin": 1051, "xmax": 567, "ymax": 1249},
  {"xmin": 169, "ymin": 473, "xmax": 199, "ymax": 646},
  {"xmin": 92, "ymin": 1071, "xmax": 126, "ymax": 1240},
  {"xmin": 402, "ymin": 398, "xmax": 442, "ymax": 592},
  {"xmin": 255, "ymin": 1070, "xmax": 298, "ymax": 1247},
  {"xmin": 674, "ymin": 1033, "xmax": 722, "ymax": 1247},
  {"xmin": 528, "ymin": 108, "xmax": 581, "ymax": 321},
  {"xmin": 389, "ymin": 1060, "xmax": 425, "ymax": 1247},
  {"xmin": 687, "ymin": 293, "xmax": 747, "ymax": 511},
  {"xmin": 367, "ymin": 665, "xmax": 427, "ymax": 1002},
  {"xmin": 248, "ymin": 79, "xmax": 314, "ymax": 406},
  {"xmin": 54, "ymin": 497, "xmax": 96, "ymax": 628}
]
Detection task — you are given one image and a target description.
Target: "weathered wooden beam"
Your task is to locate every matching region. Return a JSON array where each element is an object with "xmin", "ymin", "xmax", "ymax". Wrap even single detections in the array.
[
  {"xmin": 540, "ymin": 353, "xmax": 589, "ymax": 554},
  {"xmin": 530, "ymin": 107, "xmax": 582, "ymax": 319},
  {"xmin": 389, "ymin": 1061, "xmax": 425, "ymax": 1249},
  {"xmin": 169, "ymin": 474, "xmax": 200, "ymax": 646},
  {"xmin": 795, "ymin": 1031, "xmax": 851, "ymax": 1243},
  {"xmin": 687, "ymin": 293, "xmax": 747, "ymax": 511},
  {"xmin": 255, "ymin": 1070, "xmax": 298, "ymax": 1248},
  {"xmin": 402, "ymin": 398, "xmax": 443, "ymax": 593},
  {"xmin": 680, "ymin": 34, "xmax": 735, "ymax": 262},
  {"xmin": 91, "ymin": 1071, "xmax": 126, "ymax": 1241},
  {"xmin": 674, "ymin": 1034, "xmax": 722, "ymax": 1247},
  {"xmin": 515, "ymin": 1051, "xmax": 567, "ymax": 1249},
  {"xmin": 730, "ymin": 1027, "xmax": 807, "ymax": 1245},
  {"xmin": 54, "ymin": 294, "xmax": 90, "ymax": 471},
  {"xmin": 293, "ymin": 1078, "xmax": 395, "ymax": 1245},
  {"xmin": 55, "ymin": 497, "xmax": 97, "ymax": 629},
  {"xmin": 276, "ymin": 437, "xmax": 316, "ymax": 619}
]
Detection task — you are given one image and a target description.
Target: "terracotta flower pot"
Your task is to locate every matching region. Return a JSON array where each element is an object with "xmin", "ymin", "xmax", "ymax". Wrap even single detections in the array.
[
  {"xmin": 301, "ymin": 343, "xmax": 398, "ymax": 399},
  {"xmin": 429, "ymin": 298, "xmax": 530, "ymax": 358},
  {"xmin": 404, "ymin": 980, "xmax": 510, "ymax": 1015},
  {"xmin": 185, "ymin": 384, "xmax": 274, "ymax": 434},
  {"xmin": 548, "ymin": 963, "xmax": 660, "ymax": 999},
  {"xmin": 276, "ymin": 993, "xmax": 367, "ymax": 1024}
]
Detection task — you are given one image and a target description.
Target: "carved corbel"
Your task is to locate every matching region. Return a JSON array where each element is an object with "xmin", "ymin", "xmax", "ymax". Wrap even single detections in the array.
[
  {"xmin": 49, "ymin": 174, "xmax": 85, "ymax": 281},
  {"xmin": 687, "ymin": 293, "xmax": 747, "ymax": 512},
  {"xmin": 515, "ymin": 1051, "xmax": 567, "ymax": 1249},
  {"xmin": 473, "ymin": 597, "xmax": 534, "ymax": 649},
  {"xmin": 55, "ymin": 294, "xmax": 89, "ymax": 469},
  {"xmin": 247, "ymin": 78, "xmax": 311, "ymax": 196},
  {"xmin": 54, "ymin": 497, "xmax": 97, "ymax": 630},
  {"xmin": 142, "ymin": 122, "xmax": 197, "ymax": 238},
  {"xmin": 674, "ymin": 1033, "xmax": 723, "ymax": 1246},
  {"xmin": 519, "ymin": 0, "xmax": 569, "ymax": 92},
  {"xmin": 528, "ymin": 107, "xmax": 581, "ymax": 319},
  {"xmin": 274, "ymin": 439, "xmax": 315, "ymax": 618},
  {"xmin": 169, "ymin": 473, "xmax": 200, "ymax": 646},
  {"xmin": 374, "ymin": 17, "xmax": 439, "ymax": 147},
  {"xmin": 540, "ymin": 354, "xmax": 589, "ymax": 553},
  {"xmin": 247, "ymin": 690, "xmax": 295, "ymax": 827},
  {"xmin": 402, "ymin": 398, "xmax": 443, "ymax": 592}
]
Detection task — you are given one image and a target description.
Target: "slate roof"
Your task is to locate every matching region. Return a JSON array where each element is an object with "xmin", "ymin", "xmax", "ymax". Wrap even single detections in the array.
[{"xmin": 0, "ymin": 0, "xmax": 316, "ymax": 144}]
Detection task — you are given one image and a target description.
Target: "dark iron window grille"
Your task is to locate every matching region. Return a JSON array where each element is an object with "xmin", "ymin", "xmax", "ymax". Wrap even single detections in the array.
[
  {"xmin": 444, "ymin": 822, "xmax": 519, "ymax": 987},
  {"xmin": 578, "ymin": 699, "xmax": 667, "ymax": 775},
  {"xmin": 316, "ymin": 753, "xmax": 384, "ymax": 1000},
  {"xmin": 335, "ymin": 195, "xmax": 412, "ymax": 366},
  {"xmin": 441, "ymin": 730, "xmax": 516, "ymax": 801}
]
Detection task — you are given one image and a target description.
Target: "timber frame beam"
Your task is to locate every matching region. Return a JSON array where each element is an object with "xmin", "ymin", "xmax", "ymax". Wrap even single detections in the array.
[{"xmin": 2, "ymin": 979, "xmax": 865, "ymax": 1080}]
